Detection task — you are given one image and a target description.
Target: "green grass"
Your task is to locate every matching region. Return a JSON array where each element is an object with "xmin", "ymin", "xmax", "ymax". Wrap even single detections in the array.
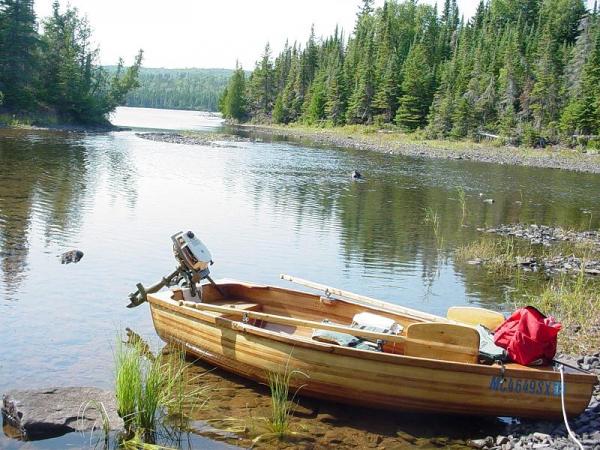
[
  {"xmin": 264, "ymin": 368, "xmax": 298, "ymax": 438},
  {"xmin": 456, "ymin": 236, "xmax": 599, "ymax": 272},
  {"xmin": 246, "ymin": 123, "xmax": 598, "ymax": 162},
  {"xmin": 455, "ymin": 237, "xmax": 519, "ymax": 274},
  {"xmin": 114, "ymin": 336, "xmax": 209, "ymax": 438},
  {"xmin": 214, "ymin": 362, "xmax": 310, "ymax": 446},
  {"xmin": 115, "ymin": 337, "xmax": 142, "ymax": 425}
]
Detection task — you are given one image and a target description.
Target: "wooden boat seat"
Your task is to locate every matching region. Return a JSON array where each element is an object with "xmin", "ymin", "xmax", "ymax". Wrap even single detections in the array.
[{"xmin": 203, "ymin": 299, "xmax": 263, "ymax": 324}]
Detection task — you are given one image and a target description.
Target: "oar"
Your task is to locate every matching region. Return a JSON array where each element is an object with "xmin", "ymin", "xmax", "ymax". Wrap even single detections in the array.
[
  {"xmin": 280, "ymin": 274, "xmax": 508, "ymax": 330},
  {"xmin": 178, "ymin": 300, "xmax": 480, "ymax": 363},
  {"xmin": 279, "ymin": 274, "xmax": 446, "ymax": 323},
  {"xmin": 447, "ymin": 306, "xmax": 505, "ymax": 330}
]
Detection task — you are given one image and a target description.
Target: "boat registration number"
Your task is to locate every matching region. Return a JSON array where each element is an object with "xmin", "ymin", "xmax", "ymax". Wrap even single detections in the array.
[{"xmin": 489, "ymin": 376, "xmax": 563, "ymax": 396}]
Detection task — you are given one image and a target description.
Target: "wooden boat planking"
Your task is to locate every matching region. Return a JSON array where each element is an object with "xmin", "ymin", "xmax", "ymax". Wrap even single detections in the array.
[{"xmin": 147, "ymin": 280, "xmax": 597, "ymax": 419}]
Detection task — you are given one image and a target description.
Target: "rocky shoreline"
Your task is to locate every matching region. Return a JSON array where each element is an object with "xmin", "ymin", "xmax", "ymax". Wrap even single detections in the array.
[
  {"xmin": 239, "ymin": 124, "xmax": 600, "ymax": 174},
  {"xmin": 473, "ymin": 224, "xmax": 600, "ymax": 276},
  {"xmin": 136, "ymin": 131, "xmax": 254, "ymax": 148}
]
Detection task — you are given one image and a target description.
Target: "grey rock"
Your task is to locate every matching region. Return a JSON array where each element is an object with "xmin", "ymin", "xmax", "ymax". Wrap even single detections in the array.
[
  {"xmin": 351, "ymin": 170, "xmax": 363, "ymax": 180},
  {"xmin": 60, "ymin": 249, "xmax": 84, "ymax": 264},
  {"xmin": 469, "ymin": 437, "xmax": 494, "ymax": 448},
  {"xmin": 497, "ymin": 435, "xmax": 510, "ymax": 445},
  {"xmin": 2, "ymin": 387, "xmax": 123, "ymax": 440},
  {"xmin": 468, "ymin": 258, "xmax": 484, "ymax": 265}
]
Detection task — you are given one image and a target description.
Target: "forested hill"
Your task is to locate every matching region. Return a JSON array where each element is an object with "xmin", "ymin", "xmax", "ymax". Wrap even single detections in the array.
[
  {"xmin": 220, "ymin": 0, "xmax": 600, "ymax": 147},
  {"xmin": 109, "ymin": 68, "xmax": 233, "ymax": 111}
]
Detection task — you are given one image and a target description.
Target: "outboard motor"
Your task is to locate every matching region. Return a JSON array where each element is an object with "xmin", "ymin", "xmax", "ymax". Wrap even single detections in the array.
[{"xmin": 127, "ymin": 231, "xmax": 218, "ymax": 307}]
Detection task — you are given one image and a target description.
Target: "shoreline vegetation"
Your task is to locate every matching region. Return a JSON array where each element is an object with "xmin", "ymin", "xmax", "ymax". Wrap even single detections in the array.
[
  {"xmin": 240, "ymin": 123, "xmax": 600, "ymax": 173},
  {"xmin": 0, "ymin": 1, "xmax": 142, "ymax": 127},
  {"xmin": 219, "ymin": 0, "xmax": 600, "ymax": 152},
  {"xmin": 134, "ymin": 123, "xmax": 600, "ymax": 173},
  {"xmin": 455, "ymin": 224, "xmax": 600, "ymax": 355}
]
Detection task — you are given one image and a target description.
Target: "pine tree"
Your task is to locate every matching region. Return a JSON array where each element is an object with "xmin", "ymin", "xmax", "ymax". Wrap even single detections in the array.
[
  {"xmin": 247, "ymin": 43, "xmax": 275, "ymax": 120},
  {"xmin": 220, "ymin": 62, "xmax": 247, "ymax": 121},
  {"xmin": 561, "ymin": 27, "xmax": 600, "ymax": 135},
  {"xmin": 395, "ymin": 42, "xmax": 433, "ymax": 130},
  {"xmin": 346, "ymin": 28, "xmax": 376, "ymax": 124},
  {"xmin": 0, "ymin": 0, "xmax": 38, "ymax": 109}
]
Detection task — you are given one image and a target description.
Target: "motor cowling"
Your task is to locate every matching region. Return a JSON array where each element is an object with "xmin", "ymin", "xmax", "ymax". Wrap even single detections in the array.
[{"xmin": 171, "ymin": 231, "xmax": 212, "ymax": 273}]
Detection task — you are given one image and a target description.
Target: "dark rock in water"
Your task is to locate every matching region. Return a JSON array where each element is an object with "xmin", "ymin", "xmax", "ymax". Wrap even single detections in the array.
[
  {"xmin": 2, "ymin": 387, "xmax": 123, "ymax": 440},
  {"xmin": 351, "ymin": 170, "xmax": 363, "ymax": 179},
  {"xmin": 60, "ymin": 250, "xmax": 83, "ymax": 264}
]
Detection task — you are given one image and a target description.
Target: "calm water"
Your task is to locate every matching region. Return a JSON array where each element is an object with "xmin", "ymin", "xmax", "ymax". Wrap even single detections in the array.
[{"xmin": 1, "ymin": 107, "xmax": 599, "ymax": 448}]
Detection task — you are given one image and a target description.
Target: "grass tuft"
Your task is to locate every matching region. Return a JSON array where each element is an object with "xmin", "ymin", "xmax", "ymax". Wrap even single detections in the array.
[
  {"xmin": 115, "ymin": 337, "xmax": 142, "ymax": 425},
  {"xmin": 114, "ymin": 335, "xmax": 209, "ymax": 440}
]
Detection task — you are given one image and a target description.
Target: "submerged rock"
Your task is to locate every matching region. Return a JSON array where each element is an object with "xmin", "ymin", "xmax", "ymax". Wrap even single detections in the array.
[
  {"xmin": 351, "ymin": 170, "xmax": 363, "ymax": 179},
  {"xmin": 2, "ymin": 387, "xmax": 123, "ymax": 440},
  {"xmin": 60, "ymin": 249, "xmax": 83, "ymax": 264}
]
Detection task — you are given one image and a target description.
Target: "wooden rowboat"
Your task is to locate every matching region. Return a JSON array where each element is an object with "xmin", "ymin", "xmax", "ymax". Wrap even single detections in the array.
[{"xmin": 147, "ymin": 280, "xmax": 597, "ymax": 419}]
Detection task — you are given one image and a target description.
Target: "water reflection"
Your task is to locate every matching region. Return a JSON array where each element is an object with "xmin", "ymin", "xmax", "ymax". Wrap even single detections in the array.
[{"xmin": 1, "ymin": 107, "xmax": 600, "ymax": 448}]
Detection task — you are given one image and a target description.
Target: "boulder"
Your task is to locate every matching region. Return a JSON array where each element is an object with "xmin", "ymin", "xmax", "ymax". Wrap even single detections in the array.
[
  {"xmin": 60, "ymin": 250, "xmax": 84, "ymax": 264},
  {"xmin": 2, "ymin": 387, "xmax": 123, "ymax": 440}
]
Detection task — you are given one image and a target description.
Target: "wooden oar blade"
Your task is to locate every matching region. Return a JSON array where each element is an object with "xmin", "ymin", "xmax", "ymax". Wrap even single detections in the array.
[
  {"xmin": 447, "ymin": 306, "xmax": 505, "ymax": 330},
  {"xmin": 405, "ymin": 323, "xmax": 480, "ymax": 364}
]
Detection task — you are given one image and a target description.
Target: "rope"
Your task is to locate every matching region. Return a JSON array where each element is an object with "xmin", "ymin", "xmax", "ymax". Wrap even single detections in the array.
[{"xmin": 559, "ymin": 364, "xmax": 584, "ymax": 450}]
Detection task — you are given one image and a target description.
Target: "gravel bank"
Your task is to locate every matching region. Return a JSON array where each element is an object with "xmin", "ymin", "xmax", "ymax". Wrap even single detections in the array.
[
  {"xmin": 241, "ymin": 125, "xmax": 600, "ymax": 174},
  {"xmin": 136, "ymin": 131, "xmax": 254, "ymax": 148}
]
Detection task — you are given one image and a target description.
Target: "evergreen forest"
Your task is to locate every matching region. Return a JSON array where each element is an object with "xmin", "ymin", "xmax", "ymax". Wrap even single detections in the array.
[
  {"xmin": 0, "ymin": 0, "xmax": 142, "ymax": 124},
  {"xmin": 119, "ymin": 68, "xmax": 233, "ymax": 112},
  {"xmin": 220, "ymin": 0, "xmax": 600, "ymax": 146}
]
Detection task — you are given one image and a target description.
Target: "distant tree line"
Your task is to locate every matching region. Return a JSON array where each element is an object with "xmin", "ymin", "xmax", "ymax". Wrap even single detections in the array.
[
  {"xmin": 118, "ymin": 68, "xmax": 233, "ymax": 112},
  {"xmin": 220, "ymin": 0, "xmax": 600, "ymax": 146},
  {"xmin": 0, "ymin": 0, "xmax": 142, "ymax": 124}
]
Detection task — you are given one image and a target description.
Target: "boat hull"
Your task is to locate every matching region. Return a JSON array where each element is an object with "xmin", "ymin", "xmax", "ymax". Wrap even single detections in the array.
[{"xmin": 147, "ymin": 288, "xmax": 595, "ymax": 420}]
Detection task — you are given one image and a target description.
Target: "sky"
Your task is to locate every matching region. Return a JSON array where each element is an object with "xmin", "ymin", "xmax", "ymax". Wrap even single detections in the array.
[{"xmin": 32, "ymin": 0, "xmax": 590, "ymax": 70}]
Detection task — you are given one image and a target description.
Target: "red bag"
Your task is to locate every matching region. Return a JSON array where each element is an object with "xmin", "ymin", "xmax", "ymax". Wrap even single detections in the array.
[{"xmin": 493, "ymin": 306, "xmax": 561, "ymax": 365}]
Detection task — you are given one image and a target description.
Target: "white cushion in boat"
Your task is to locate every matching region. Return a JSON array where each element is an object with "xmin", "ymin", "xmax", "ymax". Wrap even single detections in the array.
[{"xmin": 351, "ymin": 312, "xmax": 403, "ymax": 335}]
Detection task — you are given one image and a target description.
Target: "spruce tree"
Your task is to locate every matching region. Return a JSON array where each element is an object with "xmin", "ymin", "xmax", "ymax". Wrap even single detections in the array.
[
  {"xmin": 0, "ymin": 0, "xmax": 38, "ymax": 109},
  {"xmin": 395, "ymin": 42, "xmax": 433, "ymax": 130},
  {"xmin": 220, "ymin": 62, "xmax": 247, "ymax": 121},
  {"xmin": 561, "ymin": 27, "xmax": 600, "ymax": 135}
]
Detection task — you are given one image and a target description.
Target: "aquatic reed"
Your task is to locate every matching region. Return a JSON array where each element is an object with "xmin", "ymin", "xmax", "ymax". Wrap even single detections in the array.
[
  {"xmin": 78, "ymin": 399, "xmax": 111, "ymax": 448},
  {"xmin": 456, "ymin": 186, "xmax": 467, "ymax": 224},
  {"xmin": 115, "ymin": 337, "xmax": 142, "ymax": 425},
  {"xmin": 242, "ymin": 362, "xmax": 309, "ymax": 445},
  {"xmin": 424, "ymin": 207, "xmax": 444, "ymax": 249},
  {"xmin": 114, "ymin": 335, "xmax": 209, "ymax": 435}
]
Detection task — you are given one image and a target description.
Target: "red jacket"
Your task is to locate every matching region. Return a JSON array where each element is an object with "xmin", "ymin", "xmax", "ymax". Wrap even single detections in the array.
[{"xmin": 494, "ymin": 306, "xmax": 561, "ymax": 365}]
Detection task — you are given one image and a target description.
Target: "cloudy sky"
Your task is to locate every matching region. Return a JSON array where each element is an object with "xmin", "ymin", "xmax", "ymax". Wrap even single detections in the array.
[{"xmin": 32, "ymin": 0, "xmax": 591, "ymax": 70}]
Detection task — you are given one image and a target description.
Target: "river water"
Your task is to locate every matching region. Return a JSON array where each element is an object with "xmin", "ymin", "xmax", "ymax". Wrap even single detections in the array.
[{"xmin": 1, "ymin": 107, "xmax": 599, "ymax": 449}]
